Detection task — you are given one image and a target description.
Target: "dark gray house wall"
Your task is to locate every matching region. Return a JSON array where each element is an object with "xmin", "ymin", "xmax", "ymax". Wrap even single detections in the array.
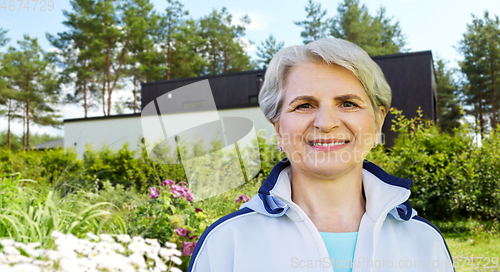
[{"xmin": 373, "ymin": 51, "xmax": 436, "ymax": 146}]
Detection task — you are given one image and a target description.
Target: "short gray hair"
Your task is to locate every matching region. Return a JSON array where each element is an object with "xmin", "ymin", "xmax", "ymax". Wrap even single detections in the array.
[{"xmin": 258, "ymin": 38, "xmax": 391, "ymax": 124}]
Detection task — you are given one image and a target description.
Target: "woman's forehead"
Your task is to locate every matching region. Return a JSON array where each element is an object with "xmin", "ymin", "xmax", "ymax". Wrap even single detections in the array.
[{"xmin": 283, "ymin": 62, "xmax": 368, "ymax": 101}]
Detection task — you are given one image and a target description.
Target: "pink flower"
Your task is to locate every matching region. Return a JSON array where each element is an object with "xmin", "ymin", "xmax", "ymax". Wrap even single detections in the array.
[
  {"xmin": 170, "ymin": 184, "xmax": 194, "ymax": 202},
  {"xmin": 149, "ymin": 187, "xmax": 160, "ymax": 199},
  {"xmin": 174, "ymin": 228, "xmax": 190, "ymax": 237},
  {"xmin": 161, "ymin": 179, "xmax": 174, "ymax": 187},
  {"xmin": 178, "ymin": 181, "xmax": 188, "ymax": 186},
  {"xmin": 181, "ymin": 241, "xmax": 197, "ymax": 256},
  {"xmin": 235, "ymin": 194, "xmax": 250, "ymax": 203},
  {"xmin": 195, "ymin": 208, "xmax": 203, "ymax": 213}
]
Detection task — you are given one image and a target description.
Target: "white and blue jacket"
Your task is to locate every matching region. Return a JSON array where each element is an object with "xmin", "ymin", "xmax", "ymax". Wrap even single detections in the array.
[{"xmin": 188, "ymin": 159, "xmax": 454, "ymax": 272}]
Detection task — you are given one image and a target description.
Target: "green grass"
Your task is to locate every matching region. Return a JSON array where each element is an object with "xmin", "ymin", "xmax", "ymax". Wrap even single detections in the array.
[{"xmin": 438, "ymin": 220, "xmax": 500, "ymax": 272}]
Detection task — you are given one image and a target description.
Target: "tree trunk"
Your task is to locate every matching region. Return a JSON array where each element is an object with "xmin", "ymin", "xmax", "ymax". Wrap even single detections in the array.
[
  {"xmin": 167, "ymin": 46, "xmax": 171, "ymax": 80},
  {"xmin": 133, "ymin": 71, "xmax": 137, "ymax": 113},
  {"xmin": 7, "ymin": 99, "xmax": 11, "ymax": 149},
  {"xmin": 491, "ymin": 58, "xmax": 497, "ymax": 127},
  {"xmin": 106, "ymin": 39, "xmax": 111, "ymax": 116},
  {"xmin": 479, "ymin": 91, "xmax": 484, "ymax": 134},
  {"xmin": 26, "ymin": 74, "xmax": 30, "ymax": 149},
  {"xmin": 84, "ymin": 59, "xmax": 88, "ymax": 118},
  {"xmin": 22, "ymin": 116, "xmax": 25, "ymax": 151},
  {"xmin": 102, "ymin": 79, "xmax": 106, "ymax": 116}
]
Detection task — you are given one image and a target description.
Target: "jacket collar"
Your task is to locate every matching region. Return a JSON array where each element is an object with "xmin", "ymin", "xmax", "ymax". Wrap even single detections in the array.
[{"xmin": 242, "ymin": 158, "xmax": 415, "ymax": 223}]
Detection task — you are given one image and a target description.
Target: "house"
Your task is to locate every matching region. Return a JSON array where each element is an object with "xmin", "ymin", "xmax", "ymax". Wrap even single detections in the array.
[{"xmin": 64, "ymin": 50, "xmax": 437, "ymax": 156}]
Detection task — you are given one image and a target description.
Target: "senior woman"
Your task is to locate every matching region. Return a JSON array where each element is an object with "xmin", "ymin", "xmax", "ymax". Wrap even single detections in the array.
[{"xmin": 188, "ymin": 38, "xmax": 454, "ymax": 272}]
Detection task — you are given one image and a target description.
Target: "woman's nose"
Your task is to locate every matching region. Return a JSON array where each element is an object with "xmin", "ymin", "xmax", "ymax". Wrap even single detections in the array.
[{"xmin": 313, "ymin": 106, "xmax": 340, "ymax": 132}]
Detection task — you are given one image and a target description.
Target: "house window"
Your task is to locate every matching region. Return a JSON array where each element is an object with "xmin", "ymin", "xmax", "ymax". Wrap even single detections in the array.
[{"xmin": 249, "ymin": 95, "xmax": 258, "ymax": 104}]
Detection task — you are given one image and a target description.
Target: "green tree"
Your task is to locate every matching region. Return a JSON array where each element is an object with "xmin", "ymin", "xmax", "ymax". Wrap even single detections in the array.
[
  {"xmin": 47, "ymin": 0, "xmax": 102, "ymax": 118},
  {"xmin": 329, "ymin": 0, "xmax": 407, "ymax": 56},
  {"xmin": 122, "ymin": 0, "xmax": 164, "ymax": 113},
  {"xmin": 0, "ymin": 30, "xmax": 24, "ymax": 149},
  {"xmin": 256, "ymin": 34, "xmax": 284, "ymax": 69},
  {"xmin": 294, "ymin": 0, "xmax": 329, "ymax": 44},
  {"xmin": 458, "ymin": 12, "xmax": 500, "ymax": 133},
  {"xmin": 198, "ymin": 8, "xmax": 254, "ymax": 75},
  {"xmin": 158, "ymin": 0, "xmax": 187, "ymax": 80},
  {"xmin": 434, "ymin": 58, "xmax": 463, "ymax": 133},
  {"xmin": 2, "ymin": 35, "xmax": 61, "ymax": 149},
  {"xmin": 0, "ymin": 28, "xmax": 8, "ymax": 47}
]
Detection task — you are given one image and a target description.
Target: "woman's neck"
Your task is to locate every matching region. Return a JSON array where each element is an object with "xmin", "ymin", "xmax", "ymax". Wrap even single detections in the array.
[{"xmin": 290, "ymin": 163, "xmax": 366, "ymax": 233}]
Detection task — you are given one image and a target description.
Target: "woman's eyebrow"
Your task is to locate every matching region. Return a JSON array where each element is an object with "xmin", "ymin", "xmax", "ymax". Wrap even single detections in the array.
[
  {"xmin": 288, "ymin": 95, "xmax": 317, "ymax": 105},
  {"xmin": 334, "ymin": 94, "xmax": 363, "ymax": 101}
]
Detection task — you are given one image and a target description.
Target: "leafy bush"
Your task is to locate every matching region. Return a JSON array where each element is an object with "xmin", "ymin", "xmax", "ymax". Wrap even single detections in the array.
[{"xmin": 369, "ymin": 108, "xmax": 500, "ymax": 221}]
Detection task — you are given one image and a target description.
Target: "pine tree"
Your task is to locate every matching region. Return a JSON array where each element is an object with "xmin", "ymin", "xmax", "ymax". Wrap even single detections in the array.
[
  {"xmin": 47, "ymin": 0, "xmax": 100, "ymax": 118},
  {"xmin": 122, "ymin": 0, "xmax": 164, "ymax": 112},
  {"xmin": 329, "ymin": 0, "xmax": 407, "ymax": 56},
  {"xmin": 198, "ymin": 8, "xmax": 254, "ymax": 75},
  {"xmin": 458, "ymin": 12, "xmax": 500, "ymax": 133},
  {"xmin": 3, "ymin": 35, "xmax": 61, "ymax": 149},
  {"xmin": 294, "ymin": 0, "xmax": 329, "ymax": 45},
  {"xmin": 0, "ymin": 30, "xmax": 23, "ymax": 149},
  {"xmin": 434, "ymin": 58, "xmax": 463, "ymax": 133},
  {"xmin": 256, "ymin": 34, "xmax": 284, "ymax": 69}
]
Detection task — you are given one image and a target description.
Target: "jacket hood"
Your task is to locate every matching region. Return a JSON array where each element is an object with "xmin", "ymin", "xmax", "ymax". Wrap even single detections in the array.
[{"xmin": 241, "ymin": 158, "xmax": 417, "ymax": 223}]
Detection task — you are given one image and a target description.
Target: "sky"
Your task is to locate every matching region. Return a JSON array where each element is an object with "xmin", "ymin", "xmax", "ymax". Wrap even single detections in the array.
[{"xmin": 1, "ymin": 0, "xmax": 500, "ymax": 137}]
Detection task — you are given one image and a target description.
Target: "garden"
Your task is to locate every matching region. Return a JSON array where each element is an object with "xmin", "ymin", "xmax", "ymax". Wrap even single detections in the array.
[{"xmin": 0, "ymin": 109, "xmax": 499, "ymax": 272}]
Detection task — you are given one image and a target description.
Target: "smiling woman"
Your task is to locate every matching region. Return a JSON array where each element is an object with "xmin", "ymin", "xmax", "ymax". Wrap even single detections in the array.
[{"xmin": 188, "ymin": 38, "xmax": 454, "ymax": 272}]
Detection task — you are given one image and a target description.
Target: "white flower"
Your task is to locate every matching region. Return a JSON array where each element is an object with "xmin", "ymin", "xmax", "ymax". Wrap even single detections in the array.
[
  {"xmin": 127, "ymin": 242, "xmax": 146, "ymax": 254},
  {"xmin": 99, "ymin": 234, "xmax": 114, "ymax": 243},
  {"xmin": 0, "ymin": 264, "xmax": 14, "ymax": 272},
  {"xmin": 27, "ymin": 242, "xmax": 41, "ymax": 249},
  {"xmin": 12, "ymin": 263, "xmax": 41, "ymax": 272},
  {"xmin": 128, "ymin": 253, "xmax": 146, "ymax": 268},
  {"xmin": 0, "ymin": 239, "xmax": 15, "ymax": 247},
  {"xmin": 44, "ymin": 250, "xmax": 62, "ymax": 261},
  {"xmin": 86, "ymin": 233, "xmax": 99, "ymax": 241},
  {"xmin": 116, "ymin": 234, "xmax": 131, "ymax": 243},
  {"xmin": 170, "ymin": 256, "xmax": 182, "ymax": 265},
  {"xmin": 164, "ymin": 242, "xmax": 177, "ymax": 249},
  {"xmin": 112, "ymin": 243, "xmax": 125, "ymax": 253},
  {"xmin": 170, "ymin": 267, "xmax": 182, "ymax": 272},
  {"xmin": 155, "ymin": 259, "xmax": 167, "ymax": 271},
  {"xmin": 3, "ymin": 245, "xmax": 20, "ymax": 255},
  {"xmin": 132, "ymin": 236, "xmax": 145, "ymax": 244},
  {"xmin": 32, "ymin": 260, "xmax": 53, "ymax": 267},
  {"xmin": 50, "ymin": 231, "xmax": 63, "ymax": 239},
  {"xmin": 13, "ymin": 242, "xmax": 26, "ymax": 249}
]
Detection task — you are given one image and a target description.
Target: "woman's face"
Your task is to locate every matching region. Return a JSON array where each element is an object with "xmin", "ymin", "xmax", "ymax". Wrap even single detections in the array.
[{"xmin": 274, "ymin": 62, "xmax": 385, "ymax": 178}]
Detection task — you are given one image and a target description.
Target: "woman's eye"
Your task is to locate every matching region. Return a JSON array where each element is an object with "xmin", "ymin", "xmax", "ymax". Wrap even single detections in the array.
[
  {"xmin": 297, "ymin": 103, "xmax": 312, "ymax": 109},
  {"xmin": 342, "ymin": 101, "xmax": 357, "ymax": 108}
]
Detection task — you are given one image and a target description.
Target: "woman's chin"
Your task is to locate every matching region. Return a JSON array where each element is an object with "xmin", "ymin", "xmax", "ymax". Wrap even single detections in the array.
[{"xmin": 302, "ymin": 160, "xmax": 352, "ymax": 178}]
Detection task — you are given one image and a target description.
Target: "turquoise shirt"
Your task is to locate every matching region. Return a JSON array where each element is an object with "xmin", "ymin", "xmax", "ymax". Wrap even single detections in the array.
[{"xmin": 319, "ymin": 232, "xmax": 358, "ymax": 272}]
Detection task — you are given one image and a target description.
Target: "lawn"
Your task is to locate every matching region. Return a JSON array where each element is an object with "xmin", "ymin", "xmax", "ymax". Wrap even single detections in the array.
[{"xmin": 439, "ymin": 220, "xmax": 500, "ymax": 272}]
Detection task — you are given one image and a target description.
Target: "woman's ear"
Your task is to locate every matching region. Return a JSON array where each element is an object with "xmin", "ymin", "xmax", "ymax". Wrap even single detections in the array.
[
  {"xmin": 374, "ymin": 106, "xmax": 387, "ymax": 142},
  {"xmin": 272, "ymin": 120, "xmax": 282, "ymax": 146}
]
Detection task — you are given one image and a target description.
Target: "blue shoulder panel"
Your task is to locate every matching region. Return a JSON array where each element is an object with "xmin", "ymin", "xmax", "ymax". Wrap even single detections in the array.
[
  {"xmin": 258, "ymin": 158, "xmax": 290, "ymax": 195},
  {"xmin": 187, "ymin": 207, "xmax": 254, "ymax": 272},
  {"xmin": 362, "ymin": 160, "xmax": 413, "ymax": 189}
]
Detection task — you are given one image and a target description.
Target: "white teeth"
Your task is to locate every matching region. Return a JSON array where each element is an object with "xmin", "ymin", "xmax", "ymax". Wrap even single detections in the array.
[{"xmin": 310, "ymin": 142, "xmax": 347, "ymax": 146}]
